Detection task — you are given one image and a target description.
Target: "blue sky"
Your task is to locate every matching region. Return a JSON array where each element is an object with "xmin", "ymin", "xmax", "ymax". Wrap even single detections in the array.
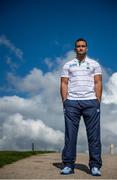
[
  {"xmin": 0, "ymin": 0, "xmax": 117, "ymax": 92},
  {"xmin": 0, "ymin": 0, "xmax": 117, "ymax": 151}
]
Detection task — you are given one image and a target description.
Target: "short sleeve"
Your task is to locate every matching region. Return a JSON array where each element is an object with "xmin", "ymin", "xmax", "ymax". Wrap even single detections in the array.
[
  {"xmin": 61, "ymin": 63, "xmax": 69, "ymax": 77},
  {"xmin": 94, "ymin": 61, "xmax": 102, "ymax": 75}
]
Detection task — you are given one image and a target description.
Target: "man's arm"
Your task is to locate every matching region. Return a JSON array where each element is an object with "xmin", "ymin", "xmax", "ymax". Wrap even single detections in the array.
[
  {"xmin": 60, "ymin": 77, "xmax": 69, "ymax": 102},
  {"xmin": 94, "ymin": 74, "xmax": 103, "ymax": 102}
]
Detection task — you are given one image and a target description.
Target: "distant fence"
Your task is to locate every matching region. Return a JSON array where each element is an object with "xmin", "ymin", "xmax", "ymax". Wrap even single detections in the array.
[
  {"xmin": 109, "ymin": 144, "xmax": 115, "ymax": 155},
  {"xmin": 31, "ymin": 143, "xmax": 116, "ymax": 155}
]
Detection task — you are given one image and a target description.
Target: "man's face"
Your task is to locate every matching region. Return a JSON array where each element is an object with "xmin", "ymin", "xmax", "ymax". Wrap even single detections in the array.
[{"xmin": 75, "ymin": 41, "xmax": 87, "ymax": 55}]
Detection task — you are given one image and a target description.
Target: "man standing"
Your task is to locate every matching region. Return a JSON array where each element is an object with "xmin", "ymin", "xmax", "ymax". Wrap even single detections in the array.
[{"xmin": 60, "ymin": 38, "xmax": 102, "ymax": 176}]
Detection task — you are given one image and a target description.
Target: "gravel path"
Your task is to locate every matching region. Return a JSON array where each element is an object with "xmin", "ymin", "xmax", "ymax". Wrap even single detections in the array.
[{"xmin": 0, "ymin": 153, "xmax": 117, "ymax": 179}]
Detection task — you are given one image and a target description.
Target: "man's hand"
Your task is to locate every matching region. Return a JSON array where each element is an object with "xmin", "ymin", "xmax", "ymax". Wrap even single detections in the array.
[
  {"xmin": 60, "ymin": 77, "xmax": 69, "ymax": 103},
  {"xmin": 94, "ymin": 74, "xmax": 103, "ymax": 102}
]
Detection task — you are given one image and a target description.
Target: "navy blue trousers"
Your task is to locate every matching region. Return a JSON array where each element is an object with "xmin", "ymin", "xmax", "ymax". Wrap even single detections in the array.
[{"xmin": 62, "ymin": 99, "xmax": 102, "ymax": 169}]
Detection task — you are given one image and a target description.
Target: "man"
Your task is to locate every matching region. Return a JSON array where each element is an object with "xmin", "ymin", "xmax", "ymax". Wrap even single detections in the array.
[{"xmin": 60, "ymin": 38, "xmax": 102, "ymax": 176}]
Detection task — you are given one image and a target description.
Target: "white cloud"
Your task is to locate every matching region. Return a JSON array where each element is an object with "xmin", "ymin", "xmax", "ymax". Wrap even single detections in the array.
[
  {"xmin": 7, "ymin": 50, "xmax": 75, "ymax": 94},
  {"xmin": 44, "ymin": 58, "xmax": 54, "ymax": 69},
  {"xmin": 0, "ymin": 91, "xmax": 64, "ymax": 151},
  {"xmin": 5, "ymin": 56, "xmax": 19, "ymax": 72},
  {"xmin": 44, "ymin": 50, "xmax": 75, "ymax": 70},
  {"xmin": 0, "ymin": 35, "xmax": 23, "ymax": 60},
  {"xmin": 0, "ymin": 113, "xmax": 63, "ymax": 150},
  {"xmin": 0, "ymin": 50, "xmax": 74, "ymax": 151},
  {"xmin": 0, "ymin": 50, "xmax": 117, "ymax": 152},
  {"xmin": 102, "ymin": 72, "xmax": 117, "ymax": 104}
]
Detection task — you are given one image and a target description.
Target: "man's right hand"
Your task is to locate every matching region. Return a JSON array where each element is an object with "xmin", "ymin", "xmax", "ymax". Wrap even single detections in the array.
[{"xmin": 63, "ymin": 98, "xmax": 67, "ymax": 102}]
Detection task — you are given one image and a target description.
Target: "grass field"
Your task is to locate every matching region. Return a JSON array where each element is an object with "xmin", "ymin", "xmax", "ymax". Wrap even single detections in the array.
[{"xmin": 0, "ymin": 150, "xmax": 55, "ymax": 167}]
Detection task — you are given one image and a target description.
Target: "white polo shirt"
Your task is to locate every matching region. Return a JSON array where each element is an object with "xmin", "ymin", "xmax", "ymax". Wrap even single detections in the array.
[{"xmin": 61, "ymin": 56, "xmax": 102, "ymax": 100}]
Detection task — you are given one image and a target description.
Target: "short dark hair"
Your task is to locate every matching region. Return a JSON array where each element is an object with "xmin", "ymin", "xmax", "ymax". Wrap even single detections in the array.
[{"xmin": 75, "ymin": 38, "xmax": 88, "ymax": 47}]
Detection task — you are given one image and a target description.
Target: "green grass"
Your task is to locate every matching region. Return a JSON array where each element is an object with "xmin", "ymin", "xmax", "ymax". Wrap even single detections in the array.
[{"xmin": 0, "ymin": 150, "xmax": 55, "ymax": 167}]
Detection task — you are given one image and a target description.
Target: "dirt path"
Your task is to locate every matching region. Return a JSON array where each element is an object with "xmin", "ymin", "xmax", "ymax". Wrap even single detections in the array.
[{"xmin": 0, "ymin": 153, "xmax": 117, "ymax": 179}]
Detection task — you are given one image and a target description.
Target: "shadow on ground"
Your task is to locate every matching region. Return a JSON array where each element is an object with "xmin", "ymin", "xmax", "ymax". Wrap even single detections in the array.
[{"xmin": 53, "ymin": 162, "xmax": 90, "ymax": 174}]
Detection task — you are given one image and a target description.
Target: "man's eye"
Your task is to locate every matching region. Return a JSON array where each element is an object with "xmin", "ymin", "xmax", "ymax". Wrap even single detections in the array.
[{"xmin": 77, "ymin": 45, "xmax": 86, "ymax": 48}]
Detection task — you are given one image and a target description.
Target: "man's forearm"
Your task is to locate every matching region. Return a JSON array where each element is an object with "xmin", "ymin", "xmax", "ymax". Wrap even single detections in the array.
[
  {"xmin": 95, "ymin": 81, "xmax": 103, "ymax": 101},
  {"xmin": 60, "ymin": 83, "xmax": 68, "ymax": 102}
]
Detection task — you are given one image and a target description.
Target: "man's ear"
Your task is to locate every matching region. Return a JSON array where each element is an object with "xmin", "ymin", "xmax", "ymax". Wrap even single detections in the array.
[{"xmin": 86, "ymin": 48, "xmax": 88, "ymax": 52}]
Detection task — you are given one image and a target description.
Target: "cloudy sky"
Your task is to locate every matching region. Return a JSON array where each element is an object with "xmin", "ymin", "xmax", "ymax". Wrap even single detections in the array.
[{"xmin": 0, "ymin": 0, "xmax": 117, "ymax": 153}]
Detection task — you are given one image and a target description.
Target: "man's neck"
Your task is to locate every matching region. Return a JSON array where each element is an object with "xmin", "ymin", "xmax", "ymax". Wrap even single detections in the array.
[{"xmin": 76, "ymin": 54, "xmax": 86, "ymax": 61}]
